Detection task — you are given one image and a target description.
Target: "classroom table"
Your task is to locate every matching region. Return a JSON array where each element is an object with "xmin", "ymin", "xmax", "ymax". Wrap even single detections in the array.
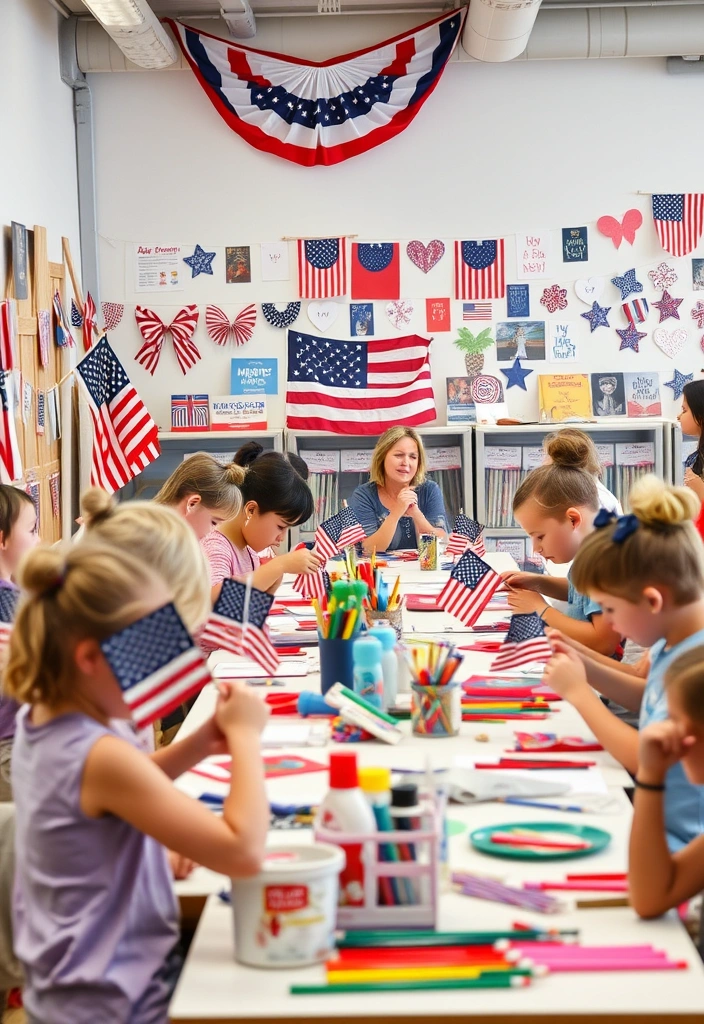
[{"xmin": 170, "ymin": 556, "xmax": 704, "ymax": 1022}]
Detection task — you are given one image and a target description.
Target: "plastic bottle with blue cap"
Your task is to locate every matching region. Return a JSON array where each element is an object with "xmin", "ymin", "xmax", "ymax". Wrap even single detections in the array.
[
  {"xmin": 369, "ymin": 623, "xmax": 398, "ymax": 711},
  {"xmin": 352, "ymin": 634, "xmax": 384, "ymax": 710}
]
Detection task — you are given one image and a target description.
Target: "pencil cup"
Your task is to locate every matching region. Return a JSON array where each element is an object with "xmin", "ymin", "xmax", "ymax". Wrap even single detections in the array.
[
  {"xmin": 366, "ymin": 605, "xmax": 403, "ymax": 641},
  {"xmin": 319, "ymin": 636, "xmax": 355, "ymax": 696},
  {"xmin": 411, "ymin": 683, "xmax": 461, "ymax": 738}
]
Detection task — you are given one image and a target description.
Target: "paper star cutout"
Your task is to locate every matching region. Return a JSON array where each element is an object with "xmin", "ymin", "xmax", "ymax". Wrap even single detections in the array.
[
  {"xmin": 648, "ymin": 262, "xmax": 677, "ymax": 290},
  {"xmin": 691, "ymin": 301, "xmax": 704, "ymax": 330},
  {"xmin": 500, "ymin": 357, "xmax": 533, "ymax": 391},
  {"xmin": 183, "ymin": 244, "xmax": 216, "ymax": 278},
  {"xmin": 663, "ymin": 369, "xmax": 693, "ymax": 401},
  {"xmin": 580, "ymin": 301, "xmax": 611, "ymax": 332},
  {"xmin": 616, "ymin": 323, "xmax": 647, "ymax": 353},
  {"xmin": 653, "ymin": 290, "xmax": 683, "ymax": 323},
  {"xmin": 611, "ymin": 268, "xmax": 643, "ymax": 301}
]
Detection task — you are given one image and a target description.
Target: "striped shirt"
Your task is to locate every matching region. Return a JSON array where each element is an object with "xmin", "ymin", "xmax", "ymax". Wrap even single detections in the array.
[{"xmin": 200, "ymin": 530, "xmax": 261, "ymax": 588}]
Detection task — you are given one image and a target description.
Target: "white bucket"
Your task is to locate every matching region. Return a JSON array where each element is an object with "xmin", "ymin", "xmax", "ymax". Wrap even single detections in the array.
[{"xmin": 231, "ymin": 842, "xmax": 345, "ymax": 968}]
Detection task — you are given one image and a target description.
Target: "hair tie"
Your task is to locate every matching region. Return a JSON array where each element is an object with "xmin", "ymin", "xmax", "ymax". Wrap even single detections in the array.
[
  {"xmin": 46, "ymin": 571, "xmax": 66, "ymax": 596},
  {"xmin": 593, "ymin": 508, "xmax": 617, "ymax": 529},
  {"xmin": 593, "ymin": 507, "xmax": 640, "ymax": 543}
]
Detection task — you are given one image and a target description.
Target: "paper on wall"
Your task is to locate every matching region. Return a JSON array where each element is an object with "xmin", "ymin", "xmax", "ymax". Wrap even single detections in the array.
[
  {"xmin": 548, "ymin": 321, "xmax": 579, "ymax": 363},
  {"xmin": 426, "ymin": 446, "xmax": 462, "ymax": 472},
  {"xmin": 134, "ymin": 243, "xmax": 183, "ymax": 292},
  {"xmin": 515, "ymin": 231, "xmax": 551, "ymax": 280},
  {"xmin": 300, "ymin": 450, "xmax": 340, "ymax": 474},
  {"xmin": 484, "ymin": 446, "xmax": 522, "ymax": 470},
  {"xmin": 260, "ymin": 242, "xmax": 290, "ymax": 282},
  {"xmin": 341, "ymin": 449, "xmax": 372, "ymax": 473}
]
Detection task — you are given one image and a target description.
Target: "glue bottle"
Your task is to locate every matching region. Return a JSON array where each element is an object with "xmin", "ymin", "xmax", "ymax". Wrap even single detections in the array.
[
  {"xmin": 369, "ymin": 624, "xmax": 398, "ymax": 711},
  {"xmin": 317, "ymin": 751, "xmax": 376, "ymax": 908},
  {"xmin": 352, "ymin": 634, "xmax": 384, "ymax": 710}
]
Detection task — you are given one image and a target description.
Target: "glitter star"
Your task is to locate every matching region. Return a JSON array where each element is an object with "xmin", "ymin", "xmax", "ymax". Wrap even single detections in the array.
[
  {"xmin": 653, "ymin": 290, "xmax": 683, "ymax": 322},
  {"xmin": 183, "ymin": 244, "xmax": 216, "ymax": 278},
  {"xmin": 691, "ymin": 301, "xmax": 704, "ymax": 330},
  {"xmin": 500, "ymin": 358, "xmax": 533, "ymax": 391},
  {"xmin": 616, "ymin": 323, "xmax": 647, "ymax": 353},
  {"xmin": 664, "ymin": 369, "xmax": 693, "ymax": 400},
  {"xmin": 611, "ymin": 268, "xmax": 643, "ymax": 301},
  {"xmin": 580, "ymin": 301, "xmax": 611, "ymax": 332}
]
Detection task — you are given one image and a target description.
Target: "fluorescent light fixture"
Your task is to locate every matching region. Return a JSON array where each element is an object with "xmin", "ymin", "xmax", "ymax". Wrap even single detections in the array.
[
  {"xmin": 221, "ymin": 1, "xmax": 257, "ymax": 37},
  {"xmin": 80, "ymin": 0, "xmax": 177, "ymax": 68}
]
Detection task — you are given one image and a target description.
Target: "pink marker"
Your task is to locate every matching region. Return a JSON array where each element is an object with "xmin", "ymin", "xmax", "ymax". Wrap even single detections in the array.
[{"xmin": 524, "ymin": 881, "xmax": 629, "ymax": 892}]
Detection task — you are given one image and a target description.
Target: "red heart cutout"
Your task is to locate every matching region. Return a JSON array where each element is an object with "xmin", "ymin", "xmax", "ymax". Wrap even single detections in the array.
[
  {"xmin": 597, "ymin": 209, "xmax": 643, "ymax": 249},
  {"xmin": 406, "ymin": 239, "xmax": 445, "ymax": 274}
]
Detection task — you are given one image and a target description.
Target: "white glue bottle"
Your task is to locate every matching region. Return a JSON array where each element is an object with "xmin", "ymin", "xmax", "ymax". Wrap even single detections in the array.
[
  {"xmin": 317, "ymin": 751, "xmax": 376, "ymax": 908},
  {"xmin": 370, "ymin": 624, "xmax": 398, "ymax": 711}
]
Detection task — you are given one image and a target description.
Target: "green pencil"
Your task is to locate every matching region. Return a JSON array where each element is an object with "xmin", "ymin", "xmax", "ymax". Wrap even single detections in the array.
[
  {"xmin": 338, "ymin": 928, "xmax": 579, "ymax": 948},
  {"xmin": 291, "ymin": 975, "xmax": 531, "ymax": 995}
]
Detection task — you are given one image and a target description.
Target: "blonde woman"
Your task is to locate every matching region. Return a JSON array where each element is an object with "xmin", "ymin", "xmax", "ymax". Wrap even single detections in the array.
[{"xmin": 349, "ymin": 426, "xmax": 447, "ymax": 553}]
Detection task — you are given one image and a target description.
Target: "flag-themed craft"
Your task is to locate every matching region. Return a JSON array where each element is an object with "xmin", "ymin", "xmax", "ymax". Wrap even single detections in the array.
[
  {"xmin": 351, "ymin": 243, "xmax": 400, "ymax": 300},
  {"xmin": 298, "ymin": 239, "xmax": 347, "ymax": 299},
  {"xmin": 446, "ymin": 514, "xmax": 486, "ymax": 558},
  {"xmin": 621, "ymin": 298, "xmax": 649, "ymax": 326},
  {"xmin": 101, "ymin": 602, "xmax": 212, "ymax": 730},
  {"xmin": 490, "ymin": 613, "xmax": 553, "ymax": 672},
  {"xmin": 314, "ymin": 507, "xmax": 367, "ymax": 561},
  {"xmin": 0, "ymin": 371, "xmax": 21, "ymax": 483},
  {"xmin": 134, "ymin": 305, "xmax": 200, "ymax": 375},
  {"xmin": 293, "ymin": 567, "xmax": 331, "ymax": 605},
  {"xmin": 82, "ymin": 292, "xmax": 97, "ymax": 351},
  {"xmin": 53, "ymin": 290, "xmax": 75, "ymax": 349},
  {"xmin": 70, "ymin": 299, "xmax": 83, "ymax": 328},
  {"xmin": 0, "ymin": 587, "xmax": 20, "ymax": 654},
  {"xmin": 205, "ymin": 304, "xmax": 257, "ymax": 347},
  {"xmin": 166, "ymin": 11, "xmax": 465, "ymax": 167},
  {"xmin": 201, "ymin": 578, "xmax": 279, "ymax": 674},
  {"xmin": 652, "ymin": 194, "xmax": 704, "ymax": 257},
  {"xmin": 0, "ymin": 300, "xmax": 17, "ymax": 371},
  {"xmin": 439, "ymin": 550, "xmax": 502, "ymax": 627},
  {"xmin": 76, "ymin": 336, "xmax": 160, "ymax": 494},
  {"xmin": 171, "ymin": 394, "xmax": 210, "ymax": 432},
  {"xmin": 455, "ymin": 240, "xmax": 506, "ymax": 300}
]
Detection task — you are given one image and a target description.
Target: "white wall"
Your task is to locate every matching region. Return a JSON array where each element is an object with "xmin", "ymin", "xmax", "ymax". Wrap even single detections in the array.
[
  {"xmin": 90, "ymin": 23, "xmax": 704, "ymax": 430},
  {"xmin": 0, "ymin": 0, "xmax": 81, "ymax": 286}
]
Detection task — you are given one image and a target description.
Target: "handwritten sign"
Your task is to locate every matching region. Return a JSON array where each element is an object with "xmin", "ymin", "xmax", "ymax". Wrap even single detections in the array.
[
  {"xmin": 516, "ymin": 231, "xmax": 551, "ymax": 280},
  {"xmin": 484, "ymin": 446, "xmax": 522, "ymax": 470},
  {"xmin": 134, "ymin": 243, "xmax": 183, "ymax": 292},
  {"xmin": 562, "ymin": 226, "xmax": 589, "ymax": 263},
  {"xmin": 616, "ymin": 442, "xmax": 655, "ymax": 467},
  {"xmin": 426, "ymin": 446, "xmax": 462, "ymax": 472},
  {"xmin": 260, "ymin": 242, "xmax": 289, "ymax": 282},
  {"xmin": 341, "ymin": 450, "xmax": 372, "ymax": 473},
  {"xmin": 595, "ymin": 443, "xmax": 615, "ymax": 468},
  {"xmin": 300, "ymin": 450, "xmax": 340, "ymax": 474},
  {"xmin": 522, "ymin": 446, "xmax": 544, "ymax": 471},
  {"xmin": 548, "ymin": 321, "xmax": 579, "ymax": 363},
  {"xmin": 230, "ymin": 358, "xmax": 278, "ymax": 395}
]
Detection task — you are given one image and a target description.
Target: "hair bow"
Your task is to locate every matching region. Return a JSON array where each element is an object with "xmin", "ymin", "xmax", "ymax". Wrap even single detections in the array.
[
  {"xmin": 594, "ymin": 507, "xmax": 639, "ymax": 543},
  {"xmin": 134, "ymin": 305, "xmax": 200, "ymax": 375},
  {"xmin": 593, "ymin": 508, "xmax": 617, "ymax": 529}
]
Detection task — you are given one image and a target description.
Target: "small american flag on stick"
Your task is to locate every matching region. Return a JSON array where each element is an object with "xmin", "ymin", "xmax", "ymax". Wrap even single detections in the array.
[
  {"xmin": 201, "ymin": 578, "xmax": 279, "ymax": 675},
  {"xmin": 439, "ymin": 550, "xmax": 502, "ymax": 627},
  {"xmin": 446, "ymin": 513, "xmax": 486, "ymax": 558},
  {"xmin": 490, "ymin": 613, "xmax": 552, "ymax": 672},
  {"xmin": 314, "ymin": 507, "xmax": 366, "ymax": 561}
]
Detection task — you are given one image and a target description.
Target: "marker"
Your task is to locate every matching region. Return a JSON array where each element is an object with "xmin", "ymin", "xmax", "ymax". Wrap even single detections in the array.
[{"xmin": 291, "ymin": 975, "xmax": 531, "ymax": 994}]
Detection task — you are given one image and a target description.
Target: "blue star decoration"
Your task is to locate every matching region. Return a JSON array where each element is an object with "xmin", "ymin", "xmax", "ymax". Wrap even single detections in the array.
[
  {"xmin": 664, "ymin": 369, "xmax": 693, "ymax": 401},
  {"xmin": 616, "ymin": 323, "xmax": 647, "ymax": 353},
  {"xmin": 611, "ymin": 268, "xmax": 643, "ymax": 301},
  {"xmin": 580, "ymin": 301, "xmax": 611, "ymax": 332},
  {"xmin": 653, "ymin": 289, "xmax": 683, "ymax": 323},
  {"xmin": 183, "ymin": 244, "xmax": 216, "ymax": 278},
  {"xmin": 500, "ymin": 357, "xmax": 533, "ymax": 390}
]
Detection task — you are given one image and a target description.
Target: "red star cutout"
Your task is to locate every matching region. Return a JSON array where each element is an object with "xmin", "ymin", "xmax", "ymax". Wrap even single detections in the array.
[{"xmin": 653, "ymin": 290, "xmax": 683, "ymax": 323}]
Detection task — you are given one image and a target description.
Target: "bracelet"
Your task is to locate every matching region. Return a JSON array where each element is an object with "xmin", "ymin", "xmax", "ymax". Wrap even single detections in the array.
[
  {"xmin": 634, "ymin": 778, "xmax": 665, "ymax": 792},
  {"xmin": 538, "ymin": 604, "xmax": 550, "ymax": 620}
]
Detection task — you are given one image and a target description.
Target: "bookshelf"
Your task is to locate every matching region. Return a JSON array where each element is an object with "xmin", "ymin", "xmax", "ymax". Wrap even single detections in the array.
[
  {"xmin": 671, "ymin": 424, "xmax": 698, "ymax": 485},
  {"xmin": 117, "ymin": 430, "xmax": 284, "ymax": 501},
  {"xmin": 286, "ymin": 426, "xmax": 474, "ymax": 546}
]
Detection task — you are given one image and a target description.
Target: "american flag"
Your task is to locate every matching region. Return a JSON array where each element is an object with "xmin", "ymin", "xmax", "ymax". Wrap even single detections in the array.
[
  {"xmin": 171, "ymin": 394, "xmax": 210, "ymax": 430},
  {"xmin": 652, "ymin": 194, "xmax": 704, "ymax": 257},
  {"xmin": 298, "ymin": 238, "xmax": 347, "ymax": 298},
  {"xmin": 201, "ymin": 578, "xmax": 279, "ymax": 674},
  {"xmin": 439, "ymin": 550, "xmax": 502, "ymax": 627},
  {"xmin": 70, "ymin": 299, "xmax": 83, "ymax": 328},
  {"xmin": 446, "ymin": 514, "xmax": 486, "ymax": 558},
  {"xmin": 53, "ymin": 290, "xmax": 75, "ymax": 348},
  {"xmin": 134, "ymin": 305, "xmax": 201, "ymax": 375},
  {"xmin": 76, "ymin": 336, "xmax": 160, "ymax": 494},
  {"xmin": 315, "ymin": 507, "xmax": 366, "ymax": 560},
  {"xmin": 286, "ymin": 330, "xmax": 435, "ymax": 435},
  {"xmin": 0, "ymin": 371, "xmax": 21, "ymax": 482},
  {"xmin": 455, "ymin": 240, "xmax": 505, "ymax": 300},
  {"xmin": 490, "ymin": 612, "xmax": 552, "ymax": 672},
  {"xmin": 83, "ymin": 292, "xmax": 97, "ymax": 351},
  {"xmin": 463, "ymin": 302, "xmax": 492, "ymax": 321},
  {"xmin": 0, "ymin": 300, "xmax": 16, "ymax": 371},
  {"xmin": 101, "ymin": 602, "xmax": 212, "ymax": 730},
  {"xmin": 293, "ymin": 567, "xmax": 330, "ymax": 605},
  {"xmin": 0, "ymin": 587, "xmax": 19, "ymax": 654}
]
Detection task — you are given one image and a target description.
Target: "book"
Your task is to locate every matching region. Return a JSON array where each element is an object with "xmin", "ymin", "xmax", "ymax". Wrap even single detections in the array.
[
  {"xmin": 446, "ymin": 377, "xmax": 477, "ymax": 424},
  {"xmin": 624, "ymin": 372, "xmax": 662, "ymax": 418},
  {"xmin": 171, "ymin": 394, "xmax": 209, "ymax": 432},
  {"xmin": 590, "ymin": 373, "xmax": 626, "ymax": 418},
  {"xmin": 538, "ymin": 374, "xmax": 592, "ymax": 422}
]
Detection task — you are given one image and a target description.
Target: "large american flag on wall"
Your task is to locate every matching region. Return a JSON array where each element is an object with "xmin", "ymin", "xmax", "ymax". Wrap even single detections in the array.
[
  {"xmin": 455, "ymin": 240, "xmax": 506, "ymax": 300},
  {"xmin": 298, "ymin": 238, "xmax": 347, "ymax": 298},
  {"xmin": 76, "ymin": 336, "xmax": 160, "ymax": 494},
  {"xmin": 652, "ymin": 194, "xmax": 704, "ymax": 257},
  {"xmin": 286, "ymin": 330, "xmax": 435, "ymax": 435}
]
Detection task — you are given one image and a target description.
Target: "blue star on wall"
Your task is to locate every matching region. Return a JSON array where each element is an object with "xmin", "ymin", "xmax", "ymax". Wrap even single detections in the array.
[
  {"xmin": 183, "ymin": 244, "xmax": 216, "ymax": 278},
  {"xmin": 580, "ymin": 301, "xmax": 611, "ymax": 332},
  {"xmin": 611, "ymin": 268, "xmax": 643, "ymax": 301},
  {"xmin": 664, "ymin": 369, "xmax": 693, "ymax": 400},
  {"xmin": 653, "ymin": 290, "xmax": 683, "ymax": 323},
  {"xmin": 616, "ymin": 323, "xmax": 647, "ymax": 353},
  {"xmin": 500, "ymin": 357, "xmax": 533, "ymax": 390}
]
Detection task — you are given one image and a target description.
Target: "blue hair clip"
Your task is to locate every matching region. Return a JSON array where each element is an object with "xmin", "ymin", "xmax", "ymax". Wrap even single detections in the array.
[
  {"xmin": 593, "ymin": 508, "xmax": 617, "ymax": 529},
  {"xmin": 612, "ymin": 513, "xmax": 639, "ymax": 544}
]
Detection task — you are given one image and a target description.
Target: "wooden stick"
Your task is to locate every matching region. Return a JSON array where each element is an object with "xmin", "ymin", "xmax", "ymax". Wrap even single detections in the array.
[
  {"xmin": 62, "ymin": 237, "xmax": 83, "ymax": 308},
  {"xmin": 281, "ymin": 233, "xmax": 358, "ymax": 241}
]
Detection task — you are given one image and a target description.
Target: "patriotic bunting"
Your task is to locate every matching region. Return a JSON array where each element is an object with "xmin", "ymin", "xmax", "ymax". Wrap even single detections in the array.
[
  {"xmin": 70, "ymin": 299, "xmax": 83, "ymax": 328},
  {"xmin": 205, "ymin": 304, "xmax": 257, "ymax": 346},
  {"xmin": 455, "ymin": 240, "xmax": 506, "ymax": 300},
  {"xmin": 0, "ymin": 371, "xmax": 21, "ymax": 483},
  {"xmin": 262, "ymin": 302, "xmax": 301, "ymax": 329},
  {"xmin": 439, "ymin": 550, "xmax": 502, "ymax": 627},
  {"xmin": 134, "ymin": 305, "xmax": 200, "ymax": 375},
  {"xmin": 102, "ymin": 302, "xmax": 125, "ymax": 332},
  {"xmin": 490, "ymin": 613, "xmax": 552, "ymax": 672},
  {"xmin": 53, "ymin": 291, "xmax": 75, "ymax": 349},
  {"xmin": 298, "ymin": 239, "xmax": 347, "ymax": 299},
  {"xmin": 83, "ymin": 292, "xmax": 97, "ymax": 351},
  {"xmin": 201, "ymin": 578, "xmax": 279, "ymax": 674},
  {"xmin": 652, "ymin": 194, "xmax": 704, "ymax": 257}
]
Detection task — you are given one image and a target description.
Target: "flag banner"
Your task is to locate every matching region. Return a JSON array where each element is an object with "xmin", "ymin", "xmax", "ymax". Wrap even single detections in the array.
[
  {"xmin": 293, "ymin": 567, "xmax": 330, "ymax": 605},
  {"xmin": 439, "ymin": 550, "xmax": 502, "ymax": 627},
  {"xmin": 351, "ymin": 243, "xmax": 400, "ymax": 300},
  {"xmin": 445, "ymin": 514, "xmax": 486, "ymax": 558},
  {"xmin": 101, "ymin": 602, "xmax": 212, "ymax": 730},
  {"xmin": 315, "ymin": 508, "xmax": 367, "ymax": 560},
  {"xmin": 0, "ymin": 300, "xmax": 17, "ymax": 371},
  {"xmin": 53, "ymin": 290, "xmax": 75, "ymax": 349},
  {"xmin": 0, "ymin": 587, "xmax": 19, "ymax": 655},
  {"xmin": 201, "ymin": 578, "xmax": 279, "ymax": 674},
  {"xmin": 76, "ymin": 336, "xmax": 160, "ymax": 494},
  {"xmin": 490, "ymin": 612, "xmax": 552, "ymax": 672},
  {"xmin": 82, "ymin": 292, "xmax": 97, "ymax": 351},
  {"xmin": 652, "ymin": 194, "xmax": 704, "ymax": 257},
  {"xmin": 0, "ymin": 371, "xmax": 21, "ymax": 483},
  {"xmin": 298, "ymin": 239, "xmax": 347, "ymax": 298},
  {"xmin": 166, "ymin": 10, "xmax": 465, "ymax": 167},
  {"xmin": 135, "ymin": 305, "xmax": 200, "ymax": 375},
  {"xmin": 463, "ymin": 302, "xmax": 493, "ymax": 322},
  {"xmin": 70, "ymin": 299, "xmax": 83, "ymax": 328},
  {"xmin": 455, "ymin": 240, "xmax": 506, "ymax": 300},
  {"xmin": 286, "ymin": 330, "xmax": 435, "ymax": 435}
]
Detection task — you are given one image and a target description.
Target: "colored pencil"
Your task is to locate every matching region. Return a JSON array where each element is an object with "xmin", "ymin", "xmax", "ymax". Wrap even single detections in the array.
[
  {"xmin": 338, "ymin": 928, "xmax": 578, "ymax": 948},
  {"xmin": 490, "ymin": 834, "xmax": 590, "ymax": 851},
  {"xmin": 291, "ymin": 975, "xmax": 532, "ymax": 994},
  {"xmin": 524, "ymin": 880, "xmax": 628, "ymax": 892},
  {"xmin": 325, "ymin": 966, "xmax": 534, "ymax": 983},
  {"xmin": 497, "ymin": 798, "xmax": 587, "ymax": 813}
]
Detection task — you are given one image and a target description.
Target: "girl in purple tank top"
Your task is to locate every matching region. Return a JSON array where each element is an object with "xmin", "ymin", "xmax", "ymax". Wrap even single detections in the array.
[{"xmin": 7, "ymin": 541, "xmax": 269, "ymax": 1024}]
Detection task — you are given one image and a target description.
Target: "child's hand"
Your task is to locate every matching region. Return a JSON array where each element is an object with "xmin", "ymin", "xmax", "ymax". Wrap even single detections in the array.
[
  {"xmin": 638, "ymin": 720, "xmax": 695, "ymax": 784},
  {"xmin": 282, "ymin": 548, "xmax": 325, "ymax": 575},
  {"xmin": 500, "ymin": 571, "xmax": 542, "ymax": 592},
  {"xmin": 168, "ymin": 849, "xmax": 197, "ymax": 880},
  {"xmin": 546, "ymin": 629, "xmax": 584, "ymax": 659},
  {"xmin": 215, "ymin": 681, "xmax": 270, "ymax": 736},
  {"xmin": 507, "ymin": 589, "xmax": 545, "ymax": 615},
  {"xmin": 542, "ymin": 648, "xmax": 590, "ymax": 704}
]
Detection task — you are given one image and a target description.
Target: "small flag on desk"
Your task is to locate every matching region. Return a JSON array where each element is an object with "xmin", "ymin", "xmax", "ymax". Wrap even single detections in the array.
[
  {"xmin": 201, "ymin": 578, "xmax": 279, "ymax": 675},
  {"xmin": 0, "ymin": 587, "xmax": 20, "ymax": 654},
  {"xmin": 293, "ymin": 567, "xmax": 330, "ymax": 605},
  {"xmin": 314, "ymin": 507, "xmax": 366, "ymax": 561},
  {"xmin": 490, "ymin": 613, "xmax": 552, "ymax": 672},
  {"xmin": 101, "ymin": 602, "xmax": 211, "ymax": 730},
  {"xmin": 439, "ymin": 550, "xmax": 502, "ymax": 627},
  {"xmin": 446, "ymin": 513, "xmax": 486, "ymax": 558}
]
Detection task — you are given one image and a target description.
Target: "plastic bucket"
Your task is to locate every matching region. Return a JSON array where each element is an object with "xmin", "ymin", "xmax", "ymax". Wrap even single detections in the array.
[{"xmin": 231, "ymin": 843, "xmax": 345, "ymax": 968}]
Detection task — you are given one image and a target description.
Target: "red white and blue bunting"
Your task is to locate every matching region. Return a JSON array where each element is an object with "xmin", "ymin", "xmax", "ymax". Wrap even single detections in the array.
[{"xmin": 165, "ymin": 10, "xmax": 465, "ymax": 167}]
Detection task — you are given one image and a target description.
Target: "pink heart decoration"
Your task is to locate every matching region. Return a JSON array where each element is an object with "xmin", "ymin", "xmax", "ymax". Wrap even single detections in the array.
[
  {"xmin": 596, "ymin": 209, "xmax": 643, "ymax": 249},
  {"xmin": 653, "ymin": 326, "xmax": 687, "ymax": 359},
  {"xmin": 406, "ymin": 239, "xmax": 445, "ymax": 274}
]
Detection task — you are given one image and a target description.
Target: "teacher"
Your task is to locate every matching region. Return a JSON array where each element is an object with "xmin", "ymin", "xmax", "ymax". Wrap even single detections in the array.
[{"xmin": 349, "ymin": 426, "xmax": 448, "ymax": 553}]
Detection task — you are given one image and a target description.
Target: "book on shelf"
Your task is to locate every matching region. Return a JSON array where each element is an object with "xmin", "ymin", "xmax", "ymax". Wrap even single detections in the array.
[
  {"xmin": 446, "ymin": 377, "xmax": 477, "ymax": 423},
  {"xmin": 590, "ymin": 373, "xmax": 626, "ymax": 418},
  {"xmin": 538, "ymin": 374, "xmax": 592, "ymax": 422},
  {"xmin": 171, "ymin": 394, "xmax": 210, "ymax": 432}
]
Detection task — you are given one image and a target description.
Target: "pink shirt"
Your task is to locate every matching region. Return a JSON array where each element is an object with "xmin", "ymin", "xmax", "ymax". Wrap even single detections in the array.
[{"xmin": 200, "ymin": 530, "xmax": 261, "ymax": 587}]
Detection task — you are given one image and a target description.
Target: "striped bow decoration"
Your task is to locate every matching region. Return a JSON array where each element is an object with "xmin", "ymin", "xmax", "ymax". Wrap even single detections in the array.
[
  {"xmin": 205, "ymin": 304, "xmax": 257, "ymax": 346},
  {"xmin": 134, "ymin": 305, "xmax": 200, "ymax": 375}
]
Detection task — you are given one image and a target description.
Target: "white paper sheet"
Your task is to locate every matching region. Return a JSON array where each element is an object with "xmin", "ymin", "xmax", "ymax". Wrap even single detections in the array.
[{"xmin": 212, "ymin": 660, "xmax": 309, "ymax": 679}]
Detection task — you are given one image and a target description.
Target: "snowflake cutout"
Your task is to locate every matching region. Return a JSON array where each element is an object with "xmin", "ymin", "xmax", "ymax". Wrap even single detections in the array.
[
  {"xmin": 648, "ymin": 263, "xmax": 678, "ymax": 290},
  {"xmin": 540, "ymin": 285, "xmax": 568, "ymax": 314}
]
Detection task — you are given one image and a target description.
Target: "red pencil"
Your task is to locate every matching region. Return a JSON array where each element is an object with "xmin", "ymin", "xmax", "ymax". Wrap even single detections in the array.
[{"xmin": 491, "ymin": 834, "xmax": 590, "ymax": 851}]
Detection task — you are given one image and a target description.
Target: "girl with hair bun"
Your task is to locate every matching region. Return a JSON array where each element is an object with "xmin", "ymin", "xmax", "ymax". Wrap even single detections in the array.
[
  {"xmin": 544, "ymin": 475, "xmax": 704, "ymax": 851},
  {"xmin": 154, "ymin": 452, "xmax": 243, "ymax": 540},
  {"xmin": 543, "ymin": 427, "xmax": 622, "ymax": 515},
  {"xmin": 500, "ymin": 434, "xmax": 622, "ymax": 655}
]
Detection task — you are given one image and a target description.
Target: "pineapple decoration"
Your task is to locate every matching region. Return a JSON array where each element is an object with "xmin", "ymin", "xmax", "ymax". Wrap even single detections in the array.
[{"xmin": 453, "ymin": 326, "xmax": 494, "ymax": 378}]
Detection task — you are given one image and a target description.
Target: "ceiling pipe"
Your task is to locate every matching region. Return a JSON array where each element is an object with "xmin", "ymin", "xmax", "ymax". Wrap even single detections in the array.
[{"xmin": 463, "ymin": 0, "xmax": 544, "ymax": 62}]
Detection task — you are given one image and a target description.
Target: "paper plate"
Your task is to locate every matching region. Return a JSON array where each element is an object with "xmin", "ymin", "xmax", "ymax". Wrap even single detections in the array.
[{"xmin": 469, "ymin": 821, "xmax": 611, "ymax": 861}]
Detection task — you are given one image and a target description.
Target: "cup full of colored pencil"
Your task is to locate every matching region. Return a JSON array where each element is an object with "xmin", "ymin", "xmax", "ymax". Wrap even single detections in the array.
[
  {"xmin": 357, "ymin": 550, "xmax": 404, "ymax": 640},
  {"xmin": 315, "ymin": 581, "xmax": 369, "ymax": 695},
  {"xmin": 408, "ymin": 641, "xmax": 464, "ymax": 739}
]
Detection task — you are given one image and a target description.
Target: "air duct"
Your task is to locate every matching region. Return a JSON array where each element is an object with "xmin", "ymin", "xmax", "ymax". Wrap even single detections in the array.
[
  {"xmin": 221, "ymin": 1, "xmax": 257, "ymax": 38},
  {"xmin": 463, "ymin": 0, "xmax": 544, "ymax": 62},
  {"xmin": 78, "ymin": 0, "xmax": 177, "ymax": 68}
]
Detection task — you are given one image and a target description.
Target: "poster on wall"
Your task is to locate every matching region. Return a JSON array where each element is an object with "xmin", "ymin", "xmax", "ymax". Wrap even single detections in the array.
[
  {"xmin": 426, "ymin": 298, "xmax": 451, "ymax": 332},
  {"xmin": 562, "ymin": 227, "xmax": 589, "ymax": 263},
  {"xmin": 624, "ymin": 372, "xmax": 662, "ymax": 417},
  {"xmin": 692, "ymin": 259, "xmax": 704, "ymax": 292},
  {"xmin": 515, "ymin": 232, "xmax": 551, "ymax": 280},
  {"xmin": 548, "ymin": 321, "xmax": 579, "ymax": 363},
  {"xmin": 496, "ymin": 321, "xmax": 546, "ymax": 362},
  {"xmin": 591, "ymin": 373, "xmax": 626, "ymax": 417},
  {"xmin": 226, "ymin": 246, "xmax": 251, "ymax": 283},
  {"xmin": 210, "ymin": 395, "xmax": 267, "ymax": 430},
  {"xmin": 230, "ymin": 358, "xmax": 278, "ymax": 395},
  {"xmin": 134, "ymin": 244, "xmax": 184, "ymax": 292},
  {"xmin": 506, "ymin": 285, "xmax": 530, "ymax": 319},
  {"xmin": 260, "ymin": 242, "xmax": 290, "ymax": 282},
  {"xmin": 446, "ymin": 378, "xmax": 477, "ymax": 423}
]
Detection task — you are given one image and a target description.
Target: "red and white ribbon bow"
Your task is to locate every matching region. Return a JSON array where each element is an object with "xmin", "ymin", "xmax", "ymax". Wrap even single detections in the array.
[
  {"xmin": 205, "ymin": 304, "xmax": 257, "ymax": 346},
  {"xmin": 134, "ymin": 305, "xmax": 200, "ymax": 375}
]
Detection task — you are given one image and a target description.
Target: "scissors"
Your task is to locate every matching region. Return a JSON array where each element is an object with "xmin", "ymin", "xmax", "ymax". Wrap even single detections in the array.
[{"xmin": 264, "ymin": 692, "xmax": 300, "ymax": 716}]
